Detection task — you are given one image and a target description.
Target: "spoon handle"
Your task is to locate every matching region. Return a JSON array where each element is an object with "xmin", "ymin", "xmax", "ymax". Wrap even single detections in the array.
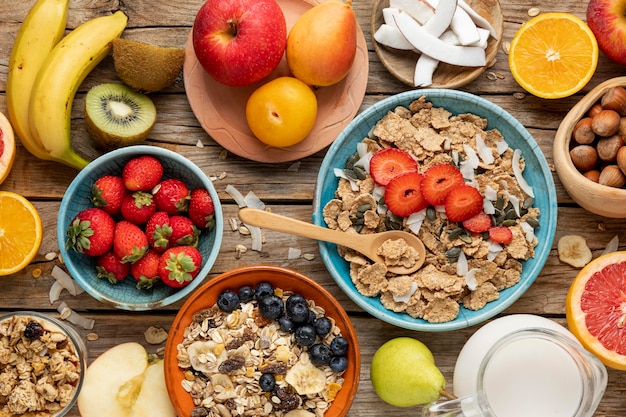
[{"xmin": 238, "ymin": 208, "xmax": 367, "ymax": 251}]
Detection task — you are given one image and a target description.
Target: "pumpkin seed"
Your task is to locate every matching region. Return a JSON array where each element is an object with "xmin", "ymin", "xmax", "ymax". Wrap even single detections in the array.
[
  {"xmin": 495, "ymin": 196, "xmax": 505, "ymax": 211},
  {"xmin": 447, "ymin": 228, "xmax": 464, "ymax": 240},
  {"xmin": 523, "ymin": 197, "xmax": 534, "ymax": 209},
  {"xmin": 459, "ymin": 234, "xmax": 473, "ymax": 244},
  {"xmin": 526, "ymin": 217, "xmax": 540, "ymax": 228},
  {"xmin": 345, "ymin": 153, "xmax": 358, "ymax": 169},
  {"xmin": 445, "ymin": 247, "xmax": 462, "ymax": 258},
  {"xmin": 505, "ymin": 208, "xmax": 517, "ymax": 220},
  {"xmin": 357, "ymin": 203, "xmax": 372, "ymax": 213},
  {"xmin": 502, "ymin": 219, "xmax": 517, "ymax": 227},
  {"xmin": 342, "ymin": 169, "xmax": 359, "ymax": 182},
  {"xmin": 353, "ymin": 165, "xmax": 367, "ymax": 180},
  {"xmin": 426, "ymin": 206, "xmax": 437, "ymax": 222}
]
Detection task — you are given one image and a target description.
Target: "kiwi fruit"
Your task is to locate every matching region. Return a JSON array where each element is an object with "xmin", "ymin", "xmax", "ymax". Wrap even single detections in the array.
[
  {"xmin": 112, "ymin": 38, "xmax": 185, "ymax": 93},
  {"xmin": 84, "ymin": 83, "xmax": 157, "ymax": 150}
]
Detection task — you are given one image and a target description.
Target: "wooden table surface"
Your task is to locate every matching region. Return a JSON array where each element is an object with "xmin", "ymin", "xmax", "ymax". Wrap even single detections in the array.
[{"xmin": 2, "ymin": 0, "xmax": 626, "ymax": 416}]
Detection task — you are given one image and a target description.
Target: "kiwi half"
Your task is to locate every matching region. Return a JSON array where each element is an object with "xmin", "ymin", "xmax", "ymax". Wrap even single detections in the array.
[
  {"xmin": 84, "ymin": 83, "xmax": 157, "ymax": 150},
  {"xmin": 112, "ymin": 38, "xmax": 185, "ymax": 93}
]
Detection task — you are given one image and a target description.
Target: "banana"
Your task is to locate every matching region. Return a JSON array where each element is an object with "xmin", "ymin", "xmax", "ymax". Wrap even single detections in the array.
[
  {"xmin": 557, "ymin": 235, "xmax": 592, "ymax": 268},
  {"xmin": 6, "ymin": 0, "xmax": 70, "ymax": 161},
  {"xmin": 28, "ymin": 11, "xmax": 128, "ymax": 170},
  {"xmin": 187, "ymin": 340, "xmax": 228, "ymax": 373},
  {"xmin": 285, "ymin": 353, "xmax": 327, "ymax": 395}
]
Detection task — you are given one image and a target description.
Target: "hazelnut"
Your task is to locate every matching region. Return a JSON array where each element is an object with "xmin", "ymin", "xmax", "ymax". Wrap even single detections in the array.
[
  {"xmin": 572, "ymin": 117, "xmax": 595, "ymax": 145},
  {"xmin": 599, "ymin": 165, "xmax": 626, "ymax": 188},
  {"xmin": 582, "ymin": 169, "xmax": 601, "ymax": 183},
  {"xmin": 587, "ymin": 103, "xmax": 603, "ymax": 118},
  {"xmin": 601, "ymin": 86, "xmax": 626, "ymax": 116},
  {"xmin": 596, "ymin": 134, "xmax": 624, "ymax": 162},
  {"xmin": 569, "ymin": 145, "xmax": 598, "ymax": 172},
  {"xmin": 617, "ymin": 146, "xmax": 626, "ymax": 175},
  {"xmin": 592, "ymin": 109, "xmax": 621, "ymax": 137}
]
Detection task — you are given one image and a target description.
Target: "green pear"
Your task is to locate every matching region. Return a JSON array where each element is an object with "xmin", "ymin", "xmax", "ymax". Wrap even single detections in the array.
[{"xmin": 370, "ymin": 337, "xmax": 446, "ymax": 407}]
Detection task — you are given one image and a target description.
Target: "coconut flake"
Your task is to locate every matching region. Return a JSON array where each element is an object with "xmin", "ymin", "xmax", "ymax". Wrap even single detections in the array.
[
  {"xmin": 52, "ymin": 266, "xmax": 84, "ymax": 296},
  {"xmin": 463, "ymin": 144, "xmax": 479, "ymax": 168},
  {"xmin": 465, "ymin": 268, "xmax": 479, "ymax": 290},
  {"xmin": 484, "ymin": 185, "xmax": 497, "ymax": 201},
  {"xmin": 475, "ymin": 134, "xmax": 494, "ymax": 164},
  {"xmin": 287, "ymin": 247, "xmax": 302, "ymax": 260},
  {"xmin": 244, "ymin": 191, "xmax": 265, "ymax": 210},
  {"xmin": 225, "ymin": 184, "xmax": 247, "ymax": 207},
  {"xmin": 451, "ymin": 150, "xmax": 459, "ymax": 165},
  {"xmin": 459, "ymin": 160, "xmax": 475, "ymax": 181},
  {"xmin": 496, "ymin": 139, "xmax": 509, "ymax": 155},
  {"xmin": 456, "ymin": 251, "xmax": 468, "ymax": 276},
  {"xmin": 392, "ymin": 281, "xmax": 419, "ymax": 303},
  {"xmin": 512, "ymin": 149, "xmax": 535, "ymax": 198},
  {"xmin": 503, "ymin": 190, "xmax": 521, "ymax": 217},
  {"xmin": 57, "ymin": 302, "xmax": 95, "ymax": 330},
  {"xmin": 407, "ymin": 209, "xmax": 426, "ymax": 235},
  {"xmin": 355, "ymin": 152, "xmax": 373, "ymax": 172},
  {"xmin": 602, "ymin": 235, "xmax": 620, "ymax": 256},
  {"xmin": 333, "ymin": 168, "xmax": 359, "ymax": 191},
  {"xmin": 487, "ymin": 242, "xmax": 503, "ymax": 261},
  {"xmin": 483, "ymin": 198, "xmax": 495, "ymax": 215},
  {"xmin": 246, "ymin": 225, "xmax": 263, "ymax": 252},
  {"xmin": 520, "ymin": 221, "xmax": 535, "ymax": 242},
  {"xmin": 49, "ymin": 281, "xmax": 64, "ymax": 304}
]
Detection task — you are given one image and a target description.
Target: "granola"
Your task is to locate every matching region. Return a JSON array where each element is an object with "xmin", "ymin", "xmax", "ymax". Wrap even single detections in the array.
[
  {"xmin": 176, "ymin": 288, "xmax": 346, "ymax": 417},
  {"xmin": 324, "ymin": 96, "xmax": 540, "ymax": 323},
  {"xmin": 0, "ymin": 314, "xmax": 82, "ymax": 417}
]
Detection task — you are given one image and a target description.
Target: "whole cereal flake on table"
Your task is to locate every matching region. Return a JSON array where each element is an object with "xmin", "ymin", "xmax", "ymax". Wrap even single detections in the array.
[{"xmin": 323, "ymin": 97, "xmax": 540, "ymax": 323}]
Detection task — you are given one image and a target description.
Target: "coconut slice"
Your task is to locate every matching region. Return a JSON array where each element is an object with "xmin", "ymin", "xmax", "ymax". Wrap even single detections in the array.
[{"xmin": 389, "ymin": 0, "xmax": 434, "ymax": 24}]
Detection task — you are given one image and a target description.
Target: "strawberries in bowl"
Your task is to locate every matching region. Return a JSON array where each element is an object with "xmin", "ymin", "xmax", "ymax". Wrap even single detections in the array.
[{"xmin": 58, "ymin": 146, "xmax": 223, "ymax": 311}]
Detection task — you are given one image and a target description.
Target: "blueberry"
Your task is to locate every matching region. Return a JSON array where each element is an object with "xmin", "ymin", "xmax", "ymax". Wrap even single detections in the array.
[
  {"xmin": 255, "ymin": 282, "xmax": 274, "ymax": 299},
  {"xmin": 23, "ymin": 321, "xmax": 44, "ymax": 340},
  {"xmin": 307, "ymin": 309, "xmax": 317, "ymax": 325},
  {"xmin": 287, "ymin": 302, "xmax": 310, "ymax": 324},
  {"xmin": 329, "ymin": 336, "xmax": 349, "ymax": 356},
  {"xmin": 257, "ymin": 294, "xmax": 284, "ymax": 320},
  {"xmin": 286, "ymin": 293, "xmax": 307, "ymax": 311},
  {"xmin": 314, "ymin": 317, "xmax": 332, "ymax": 336},
  {"xmin": 329, "ymin": 355, "xmax": 348, "ymax": 373},
  {"xmin": 309, "ymin": 343, "xmax": 331, "ymax": 366},
  {"xmin": 259, "ymin": 373, "xmax": 276, "ymax": 392},
  {"xmin": 216, "ymin": 290, "xmax": 240, "ymax": 312},
  {"xmin": 294, "ymin": 324, "xmax": 317, "ymax": 346},
  {"xmin": 238, "ymin": 285, "xmax": 255, "ymax": 303},
  {"xmin": 278, "ymin": 315, "xmax": 295, "ymax": 333}
]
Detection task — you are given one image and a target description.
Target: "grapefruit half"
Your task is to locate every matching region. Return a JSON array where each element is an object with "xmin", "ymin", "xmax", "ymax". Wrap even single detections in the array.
[
  {"xmin": 566, "ymin": 250, "xmax": 626, "ymax": 370},
  {"xmin": 0, "ymin": 111, "xmax": 16, "ymax": 185}
]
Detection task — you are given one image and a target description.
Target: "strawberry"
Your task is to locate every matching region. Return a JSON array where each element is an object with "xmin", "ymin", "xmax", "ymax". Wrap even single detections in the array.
[
  {"xmin": 145, "ymin": 211, "xmax": 172, "ymax": 252},
  {"xmin": 444, "ymin": 184, "xmax": 484, "ymax": 223},
  {"xmin": 462, "ymin": 211, "xmax": 492, "ymax": 233},
  {"xmin": 153, "ymin": 178, "xmax": 189, "ymax": 214},
  {"xmin": 384, "ymin": 172, "xmax": 429, "ymax": 217},
  {"xmin": 188, "ymin": 188, "xmax": 215, "ymax": 230},
  {"xmin": 158, "ymin": 246, "xmax": 203, "ymax": 288},
  {"xmin": 121, "ymin": 191, "xmax": 156, "ymax": 225},
  {"xmin": 369, "ymin": 148, "xmax": 418, "ymax": 186},
  {"xmin": 122, "ymin": 155, "xmax": 163, "ymax": 191},
  {"xmin": 131, "ymin": 249, "xmax": 161, "ymax": 289},
  {"xmin": 421, "ymin": 164, "xmax": 465, "ymax": 206},
  {"xmin": 66, "ymin": 208, "xmax": 116, "ymax": 257},
  {"xmin": 91, "ymin": 175, "xmax": 126, "ymax": 216},
  {"xmin": 96, "ymin": 251, "xmax": 130, "ymax": 284},
  {"xmin": 488, "ymin": 226, "xmax": 514, "ymax": 244},
  {"xmin": 169, "ymin": 215, "xmax": 199, "ymax": 247},
  {"xmin": 113, "ymin": 220, "xmax": 149, "ymax": 263}
]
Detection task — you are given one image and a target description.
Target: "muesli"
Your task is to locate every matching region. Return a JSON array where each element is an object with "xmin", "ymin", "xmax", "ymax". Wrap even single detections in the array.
[{"xmin": 323, "ymin": 96, "xmax": 540, "ymax": 323}]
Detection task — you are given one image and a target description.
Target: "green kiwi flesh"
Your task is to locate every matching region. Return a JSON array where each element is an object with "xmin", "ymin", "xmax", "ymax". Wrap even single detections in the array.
[
  {"xmin": 112, "ymin": 38, "xmax": 185, "ymax": 93},
  {"xmin": 85, "ymin": 83, "xmax": 156, "ymax": 149}
]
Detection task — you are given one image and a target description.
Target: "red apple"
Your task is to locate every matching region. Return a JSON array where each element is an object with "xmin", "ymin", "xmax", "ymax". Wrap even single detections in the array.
[
  {"xmin": 192, "ymin": 0, "xmax": 287, "ymax": 86},
  {"xmin": 587, "ymin": 0, "xmax": 626, "ymax": 66}
]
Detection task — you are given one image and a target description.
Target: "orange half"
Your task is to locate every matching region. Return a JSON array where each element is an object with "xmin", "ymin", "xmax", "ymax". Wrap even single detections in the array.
[
  {"xmin": 0, "ymin": 191, "xmax": 43, "ymax": 276},
  {"xmin": 509, "ymin": 12, "xmax": 599, "ymax": 99},
  {"xmin": 566, "ymin": 251, "xmax": 626, "ymax": 370}
]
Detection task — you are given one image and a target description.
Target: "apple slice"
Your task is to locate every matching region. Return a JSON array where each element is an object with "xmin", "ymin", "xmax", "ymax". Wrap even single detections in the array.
[{"xmin": 77, "ymin": 342, "xmax": 175, "ymax": 417}]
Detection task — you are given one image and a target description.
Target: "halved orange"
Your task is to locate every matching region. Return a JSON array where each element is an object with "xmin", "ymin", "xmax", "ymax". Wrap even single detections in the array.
[
  {"xmin": 0, "ymin": 111, "xmax": 16, "ymax": 185},
  {"xmin": 0, "ymin": 191, "xmax": 43, "ymax": 276},
  {"xmin": 566, "ymin": 251, "xmax": 626, "ymax": 370},
  {"xmin": 508, "ymin": 12, "xmax": 599, "ymax": 99}
]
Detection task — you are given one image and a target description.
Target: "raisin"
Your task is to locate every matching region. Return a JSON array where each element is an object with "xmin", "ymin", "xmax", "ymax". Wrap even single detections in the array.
[
  {"xmin": 23, "ymin": 321, "xmax": 44, "ymax": 340},
  {"xmin": 190, "ymin": 407, "xmax": 210, "ymax": 417},
  {"xmin": 272, "ymin": 387, "xmax": 300, "ymax": 411},
  {"xmin": 218, "ymin": 355, "xmax": 246, "ymax": 373},
  {"xmin": 259, "ymin": 363, "xmax": 287, "ymax": 375}
]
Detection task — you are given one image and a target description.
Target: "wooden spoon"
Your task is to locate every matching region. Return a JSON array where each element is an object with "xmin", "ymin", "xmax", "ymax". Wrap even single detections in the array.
[{"xmin": 238, "ymin": 208, "xmax": 426, "ymax": 274}]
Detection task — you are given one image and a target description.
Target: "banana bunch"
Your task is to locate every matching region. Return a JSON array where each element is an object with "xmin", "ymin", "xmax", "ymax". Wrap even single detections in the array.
[{"xmin": 6, "ymin": 0, "xmax": 128, "ymax": 170}]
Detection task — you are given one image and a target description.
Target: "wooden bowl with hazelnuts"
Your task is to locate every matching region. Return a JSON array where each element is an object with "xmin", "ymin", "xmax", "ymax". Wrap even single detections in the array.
[{"xmin": 554, "ymin": 76, "xmax": 626, "ymax": 218}]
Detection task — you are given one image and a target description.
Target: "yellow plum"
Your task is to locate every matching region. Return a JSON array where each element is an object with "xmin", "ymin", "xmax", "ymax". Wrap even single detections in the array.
[{"xmin": 286, "ymin": 0, "xmax": 357, "ymax": 87}]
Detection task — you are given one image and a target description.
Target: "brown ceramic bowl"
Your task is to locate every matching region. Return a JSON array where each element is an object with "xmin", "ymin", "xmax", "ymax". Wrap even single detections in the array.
[
  {"xmin": 371, "ymin": 0, "xmax": 503, "ymax": 88},
  {"xmin": 164, "ymin": 265, "xmax": 360, "ymax": 417},
  {"xmin": 554, "ymin": 77, "xmax": 626, "ymax": 218}
]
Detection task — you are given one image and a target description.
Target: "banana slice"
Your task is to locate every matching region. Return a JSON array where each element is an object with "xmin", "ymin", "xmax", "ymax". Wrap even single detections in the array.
[
  {"xmin": 210, "ymin": 373, "xmax": 238, "ymax": 401},
  {"xmin": 187, "ymin": 340, "xmax": 227, "ymax": 373},
  {"xmin": 558, "ymin": 235, "xmax": 592, "ymax": 268},
  {"xmin": 285, "ymin": 353, "xmax": 326, "ymax": 395},
  {"xmin": 284, "ymin": 410, "xmax": 316, "ymax": 417}
]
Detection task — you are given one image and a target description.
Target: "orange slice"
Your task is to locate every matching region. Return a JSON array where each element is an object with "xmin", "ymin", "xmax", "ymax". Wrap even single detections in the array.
[
  {"xmin": 0, "ymin": 111, "xmax": 16, "ymax": 185},
  {"xmin": 566, "ymin": 251, "xmax": 626, "ymax": 370},
  {"xmin": 508, "ymin": 12, "xmax": 598, "ymax": 99},
  {"xmin": 0, "ymin": 191, "xmax": 43, "ymax": 276}
]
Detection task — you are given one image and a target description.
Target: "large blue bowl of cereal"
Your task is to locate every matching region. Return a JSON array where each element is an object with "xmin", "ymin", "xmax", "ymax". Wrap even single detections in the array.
[{"xmin": 313, "ymin": 89, "xmax": 557, "ymax": 332}]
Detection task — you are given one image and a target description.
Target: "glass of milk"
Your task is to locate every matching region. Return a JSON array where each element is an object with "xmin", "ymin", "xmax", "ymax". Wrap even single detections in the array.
[{"xmin": 422, "ymin": 315, "xmax": 607, "ymax": 417}]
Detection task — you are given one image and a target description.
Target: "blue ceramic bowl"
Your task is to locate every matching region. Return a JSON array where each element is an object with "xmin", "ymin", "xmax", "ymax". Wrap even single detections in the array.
[
  {"xmin": 57, "ymin": 146, "xmax": 223, "ymax": 311},
  {"xmin": 312, "ymin": 90, "xmax": 557, "ymax": 332}
]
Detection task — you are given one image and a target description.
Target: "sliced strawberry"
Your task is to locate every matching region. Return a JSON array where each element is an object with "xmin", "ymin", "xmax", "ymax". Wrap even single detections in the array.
[
  {"xmin": 369, "ymin": 148, "xmax": 418, "ymax": 186},
  {"xmin": 488, "ymin": 226, "xmax": 513, "ymax": 244},
  {"xmin": 421, "ymin": 164, "xmax": 465, "ymax": 206},
  {"xmin": 444, "ymin": 184, "xmax": 483, "ymax": 223},
  {"xmin": 384, "ymin": 172, "xmax": 429, "ymax": 217},
  {"xmin": 462, "ymin": 211, "xmax": 492, "ymax": 233}
]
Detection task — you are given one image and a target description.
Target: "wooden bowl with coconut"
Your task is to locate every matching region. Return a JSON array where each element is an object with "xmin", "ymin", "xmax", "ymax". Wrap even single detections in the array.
[
  {"xmin": 554, "ymin": 76, "xmax": 626, "ymax": 218},
  {"xmin": 371, "ymin": 0, "xmax": 503, "ymax": 88}
]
